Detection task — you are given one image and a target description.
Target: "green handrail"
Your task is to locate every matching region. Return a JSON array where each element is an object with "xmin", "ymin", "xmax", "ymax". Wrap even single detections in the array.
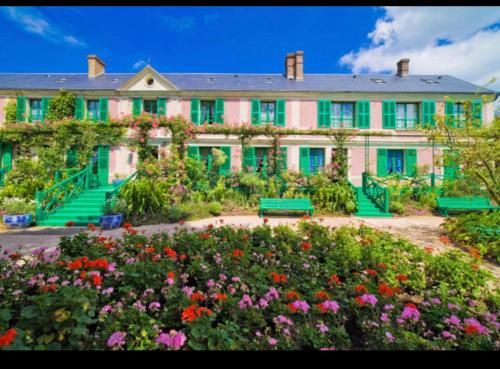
[
  {"xmin": 35, "ymin": 164, "xmax": 92, "ymax": 221},
  {"xmin": 362, "ymin": 172, "xmax": 389, "ymax": 214},
  {"xmin": 105, "ymin": 171, "xmax": 138, "ymax": 202},
  {"xmin": 0, "ymin": 169, "xmax": 4, "ymax": 187},
  {"xmin": 347, "ymin": 180, "xmax": 362, "ymax": 212}
]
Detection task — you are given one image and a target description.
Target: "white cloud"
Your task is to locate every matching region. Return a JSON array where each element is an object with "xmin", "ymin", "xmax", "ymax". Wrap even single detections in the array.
[
  {"xmin": 0, "ymin": 6, "xmax": 86, "ymax": 47},
  {"xmin": 340, "ymin": 7, "xmax": 500, "ymax": 91},
  {"xmin": 133, "ymin": 59, "xmax": 147, "ymax": 69}
]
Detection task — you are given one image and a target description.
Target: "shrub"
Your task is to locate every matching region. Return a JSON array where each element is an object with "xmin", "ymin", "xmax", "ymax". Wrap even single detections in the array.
[
  {"xmin": 442, "ymin": 212, "xmax": 500, "ymax": 263},
  {"xmin": 165, "ymin": 206, "xmax": 189, "ymax": 223},
  {"xmin": 102, "ymin": 198, "xmax": 128, "ymax": 215},
  {"xmin": 207, "ymin": 202, "xmax": 222, "ymax": 216},
  {"xmin": 310, "ymin": 181, "xmax": 356, "ymax": 214},
  {"xmin": 46, "ymin": 90, "xmax": 76, "ymax": 121},
  {"xmin": 3, "ymin": 99, "xmax": 17, "ymax": 123},
  {"xmin": 0, "ymin": 197, "xmax": 35, "ymax": 215}
]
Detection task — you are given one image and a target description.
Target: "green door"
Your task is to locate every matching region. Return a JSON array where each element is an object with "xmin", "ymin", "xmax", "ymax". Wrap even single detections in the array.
[{"xmin": 90, "ymin": 145, "xmax": 110, "ymax": 187}]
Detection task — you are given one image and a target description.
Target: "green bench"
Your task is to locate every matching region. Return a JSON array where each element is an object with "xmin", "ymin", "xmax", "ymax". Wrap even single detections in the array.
[
  {"xmin": 259, "ymin": 198, "xmax": 314, "ymax": 218},
  {"xmin": 436, "ymin": 197, "xmax": 499, "ymax": 217}
]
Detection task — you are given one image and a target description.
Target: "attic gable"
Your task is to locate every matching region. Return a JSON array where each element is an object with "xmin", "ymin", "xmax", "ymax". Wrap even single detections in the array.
[{"xmin": 118, "ymin": 65, "xmax": 177, "ymax": 91}]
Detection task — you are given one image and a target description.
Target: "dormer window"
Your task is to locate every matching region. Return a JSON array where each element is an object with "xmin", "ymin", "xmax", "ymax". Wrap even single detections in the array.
[
  {"xmin": 422, "ymin": 78, "xmax": 439, "ymax": 84},
  {"xmin": 206, "ymin": 78, "xmax": 216, "ymax": 83},
  {"xmin": 146, "ymin": 77, "xmax": 154, "ymax": 86},
  {"xmin": 264, "ymin": 77, "xmax": 274, "ymax": 83},
  {"xmin": 371, "ymin": 78, "xmax": 386, "ymax": 84}
]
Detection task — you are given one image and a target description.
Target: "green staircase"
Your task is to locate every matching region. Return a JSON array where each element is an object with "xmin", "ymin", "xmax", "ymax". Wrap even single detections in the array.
[
  {"xmin": 354, "ymin": 187, "xmax": 392, "ymax": 217},
  {"xmin": 37, "ymin": 186, "xmax": 114, "ymax": 226}
]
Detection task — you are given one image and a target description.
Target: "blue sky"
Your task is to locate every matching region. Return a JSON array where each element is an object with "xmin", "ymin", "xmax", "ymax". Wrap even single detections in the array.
[{"xmin": 0, "ymin": 6, "xmax": 499, "ymax": 91}]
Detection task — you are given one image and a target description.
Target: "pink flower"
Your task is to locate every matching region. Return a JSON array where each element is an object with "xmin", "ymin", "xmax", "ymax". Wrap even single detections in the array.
[
  {"xmin": 107, "ymin": 331, "xmax": 126, "ymax": 348},
  {"xmin": 442, "ymin": 331, "xmax": 456, "ymax": 340},
  {"xmin": 232, "ymin": 276, "xmax": 241, "ymax": 283},
  {"xmin": 238, "ymin": 294, "xmax": 254, "ymax": 309},
  {"xmin": 156, "ymin": 330, "xmax": 186, "ymax": 350},
  {"xmin": 320, "ymin": 347, "xmax": 336, "ymax": 351},
  {"xmin": 182, "ymin": 286, "xmax": 193, "ymax": 297},
  {"xmin": 317, "ymin": 323, "xmax": 329, "ymax": 333},
  {"xmin": 322, "ymin": 300, "xmax": 340, "ymax": 313},
  {"xmin": 385, "ymin": 331, "xmax": 395, "ymax": 343},
  {"xmin": 463, "ymin": 317, "xmax": 490, "ymax": 335},
  {"xmin": 380, "ymin": 313, "xmax": 390, "ymax": 322},
  {"xmin": 291, "ymin": 300, "xmax": 310, "ymax": 313},
  {"xmin": 360, "ymin": 294, "xmax": 378, "ymax": 306},
  {"xmin": 274, "ymin": 315, "xmax": 294, "ymax": 326},
  {"xmin": 148, "ymin": 301, "xmax": 161, "ymax": 311},
  {"xmin": 207, "ymin": 279, "xmax": 215, "ymax": 288},
  {"xmin": 384, "ymin": 304, "xmax": 394, "ymax": 311},
  {"xmin": 268, "ymin": 337, "xmax": 278, "ymax": 347},
  {"xmin": 401, "ymin": 305, "xmax": 420, "ymax": 322},
  {"xmin": 444, "ymin": 315, "xmax": 461, "ymax": 326}
]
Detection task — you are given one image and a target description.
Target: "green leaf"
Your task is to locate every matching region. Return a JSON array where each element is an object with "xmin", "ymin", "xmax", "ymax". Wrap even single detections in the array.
[
  {"xmin": 20, "ymin": 306, "xmax": 37, "ymax": 319},
  {"xmin": 0, "ymin": 308, "xmax": 12, "ymax": 323}
]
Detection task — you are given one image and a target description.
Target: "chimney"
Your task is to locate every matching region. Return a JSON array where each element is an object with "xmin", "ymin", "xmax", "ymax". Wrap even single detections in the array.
[
  {"xmin": 396, "ymin": 58, "xmax": 409, "ymax": 77},
  {"xmin": 87, "ymin": 54, "xmax": 106, "ymax": 78},
  {"xmin": 285, "ymin": 53, "xmax": 295, "ymax": 79},
  {"xmin": 295, "ymin": 50, "xmax": 304, "ymax": 80}
]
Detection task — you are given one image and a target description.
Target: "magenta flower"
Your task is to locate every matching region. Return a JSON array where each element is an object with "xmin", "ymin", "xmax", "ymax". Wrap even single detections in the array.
[
  {"xmin": 383, "ymin": 304, "xmax": 394, "ymax": 311},
  {"xmin": 401, "ymin": 305, "xmax": 420, "ymax": 322},
  {"xmin": 274, "ymin": 315, "xmax": 294, "ymax": 326},
  {"xmin": 238, "ymin": 294, "xmax": 254, "ymax": 309},
  {"xmin": 268, "ymin": 337, "xmax": 278, "ymax": 347},
  {"xmin": 442, "ymin": 331, "xmax": 456, "ymax": 340},
  {"xmin": 463, "ymin": 318, "xmax": 490, "ymax": 335},
  {"xmin": 431, "ymin": 298, "xmax": 441, "ymax": 305},
  {"xmin": 207, "ymin": 279, "xmax": 215, "ymax": 288},
  {"xmin": 320, "ymin": 347, "xmax": 336, "ymax": 351},
  {"xmin": 107, "ymin": 331, "xmax": 126, "ymax": 348},
  {"xmin": 380, "ymin": 313, "xmax": 390, "ymax": 322},
  {"xmin": 385, "ymin": 331, "xmax": 395, "ymax": 343},
  {"xmin": 360, "ymin": 294, "xmax": 378, "ymax": 306},
  {"xmin": 444, "ymin": 315, "xmax": 461, "ymax": 326},
  {"xmin": 317, "ymin": 323, "xmax": 329, "ymax": 333},
  {"xmin": 447, "ymin": 303, "xmax": 460, "ymax": 311},
  {"xmin": 292, "ymin": 300, "xmax": 310, "ymax": 313},
  {"xmin": 322, "ymin": 300, "xmax": 340, "ymax": 313},
  {"xmin": 156, "ymin": 330, "xmax": 186, "ymax": 350},
  {"xmin": 182, "ymin": 286, "xmax": 194, "ymax": 297},
  {"xmin": 149, "ymin": 301, "xmax": 161, "ymax": 311}
]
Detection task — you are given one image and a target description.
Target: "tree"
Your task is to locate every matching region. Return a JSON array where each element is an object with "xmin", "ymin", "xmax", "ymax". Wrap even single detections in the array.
[
  {"xmin": 3, "ymin": 99, "xmax": 17, "ymax": 123},
  {"xmin": 46, "ymin": 89, "xmax": 76, "ymax": 121},
  {"xmin": 427, "ymin": 96, "xmax": 500, "ymax": 204}
]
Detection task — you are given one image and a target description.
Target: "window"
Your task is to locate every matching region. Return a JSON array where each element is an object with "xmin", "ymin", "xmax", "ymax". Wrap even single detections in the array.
[
  {"xmin": 396, "ymin": 103, "xmax": 419, "ymax": 129},
  {"xmin": 200, "ymin": 147, "xmax": 218, "ymax": 170},
  {"xmin": 261, "ymin": 101, "xmax": 276, "ymax": 124},
  {"xmin": 452, "ymin": 103, "xmax": 466, "ymax": 128},
  {"xmin": 371, "ymin": 78, "xmax": 386, "ymax": 84},
  {"xmin": 387, "ymin": 150, "xmax": 404, "ymax": 175},
  {"xmin": 29, "ymin": 99, "xmax": 42, "ymax": 122},
  {"xmin": 143, "ymin": 100, "xmax": 157, "ymax": 115},
  {"xmin": 331, "ymin": 102, "xmax": 354, "ymax": 128},
  {"xmin": 309, "ymin": 148, "xmax": 325, "ymax": 174},
  {"xmin": 255, "ymin": 148, "xmax": 269, "ymax": 173},
  {"xmin": 87, "ymin": 100, "xmax": 99, "ymax": 121},
  {"xmin": 200, "ymin": 101, "xmax": 215, "ymax": 124}
]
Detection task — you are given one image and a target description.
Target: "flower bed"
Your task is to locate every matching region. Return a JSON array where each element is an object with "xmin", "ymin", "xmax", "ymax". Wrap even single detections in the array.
[{"xmin": 0, "ymin": 220, "xmax": 498, "ymax": 350}]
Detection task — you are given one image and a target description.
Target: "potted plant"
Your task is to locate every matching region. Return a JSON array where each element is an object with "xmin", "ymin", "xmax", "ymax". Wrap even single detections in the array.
[
  {"xmin": 2, "ymin": 197, "xmax": 36, "ymax": 229},
  {"xmin": 99, "ymin": 198, "xmax": 127, "ymax": 230},
  {"xmin": 112, "ymin": 173, "xmax": 127, "ymax": 187}
]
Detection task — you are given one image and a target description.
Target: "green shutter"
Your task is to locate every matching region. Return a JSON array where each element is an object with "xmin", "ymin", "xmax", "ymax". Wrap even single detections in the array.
[
  {"xmin": 219, "ymin": 146, "xmax": 231, "ymax": 175},
  {"xmin": 190, "ymin": 98, "xmax": 200, "ymax": 125},
  {"xmin": 157, "ymin": 98, "xmax": 167, "ymax": 117},
  {"xmin": 132, "ymin": 97, "xmax": 142, "ymax": 118},
  {"xmin": 2, "ymin": 143, "xmax": 13, "ymax": 172},
  {"xmin": 405, "ymin": 149, "xmax": 417, "ymax": 177},
  {"xmin": 66, "ymin": 146, "xmax": 78, "ymax": 168},
  {"xmin": 443, "ymin": 149, "xmax": 459, "ymax": 179},
  {"xmin": 75, "ymin": 97, "xmax": 85, "ymax": 120},
  {"xmin": 471, "ymin": 99, "xmax": 482, "ymax": 127},
  {"xmin": 41, "ymin": 97, "xmax": 51, "ymax": 123},
  {"xmin": 377, "ymin": 149, "xmax": 388, "ymax": 177},
  {"xmin": 214, "ymin": 98, "xmax": 224, "ymax": 124},
  {"xmin": 445, "ymin": 100, "xmax": 454, "ymax": 127},
  {"xmin": 243, "ymin": 147, "xmax": 256, "ymax": 172},
  {"xmin": 317, "ymin": 100, "xmax": 331, "ymax": 128},
  {"xmin": 275, "ymin": 99, "xmax": 286, "ymax": 127},
  {"xmin": 16, "ymin": 96, "xmax": 26, "ymax": 122},
  {"xmin": 299, "ymin": 147, "xmax": 310, "ymax": 176},
  {"xmin": 97, "ymin": 145, "xmax": 110, "ymax": 186},
  {"xmin": 422, "ymin": 100, "xmax": 436, "ymax": 128},
  {"xmin": 251, "ymin": 99, "xmax": 261, "ymax": 125},
  {"xmin": 99, "ymin": 97, "xmax": 109, "ymax": 122},
  {"xmin": 356, "ymin": 100, "xmax": 370, "ymax": 129},
  {"xmin": 382, "ymin": 100, "xmax": 396, "ymax": 129},
  {"xmin": 278, "ymin": 146, "xmax": 288, "ymax": 171},
  {"xmin": 187, "ymin": 145, "xmax": 200, "ymax": 160}
]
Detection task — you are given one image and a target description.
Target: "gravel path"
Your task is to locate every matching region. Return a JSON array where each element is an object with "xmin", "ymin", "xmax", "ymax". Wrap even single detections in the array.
[{"xmin": 1, "ymin": 215, "xmax": 498, "ymax": 281}]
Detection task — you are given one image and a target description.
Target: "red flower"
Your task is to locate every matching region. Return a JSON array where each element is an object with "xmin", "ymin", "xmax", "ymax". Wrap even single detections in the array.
[
  {"xmin": 286, "ymin": 291, "xmax": 300, "ymax": 300},
  {"xmin": 199, "ymin": 232, "xmax": 211, "ymax": 240},
  {"xmin": 355, "ymin": 284, "xmax": 368, "ymax": 293},
  {"xmin": 97, "ymin": 236, "xmax": 107, "ymax": 243},
  {"xmin": 191, "ymin": 292, "xmax": 206, "ymax": 302},
  {"xmin": 214, "ymin": 293, "xmax": 227, "ymax": 301},
  {"xmin": 163, "ymin": 247, "xmax": 177, "ymax": 260},
  {"xmin": 286, "ymin": 303, "xmax": 298, "ymax": 313},
  {"xmin": 315, "ymin": 303, "xmax": 328, "ymax": 313},
  {"xmin": 315, "ymin": 291, "xmax": 330, "ymax": 300},
  {"xmin": 242, "ymin": 234, "xmax": 250, "ymax": 241},
  {"xmin": 231, "ymin": 249, "xmax": 245, "ymax": 258},
  {"xmin": 167, "ymin": 272, "xmax": 175, "ymax": 280},
  {"xmin": 396, "ymin": 274, "xmax": 408, "ymax": 282},
  {"xmin": 355, "ymin": 296, "xmax": 365, "ymax": 306},
  {"xmin": 179, "ymin": 219, "xmax": 185, "ymax": 225},
  {"xmin": 123, "ymin": 222, "xmax": 133, "ymax": 229},
  {"xmin": 300, "ymin": 241, "xmax": 312, "ymax": 251},
  {"xmin": 377, "ymin": 263, "xmax": 387, "ymax": 269},
  {"xmin": 329, "ymin": 274, "xmax": 342, "ymax": 286},
  {"xmin": 378, "ymin": 283, "xmax": 398, "ymax": 297},
  {"xmin": 207, "ymin": 224, "xmax": 214, "ymax": 230},
  {"xmin": 179, "ymin": 254, "xmax": 187, "ymax": 261},
  {"xmin": 365, "ymin": 269, "xmax": 378, "ymax": 276},
  {"xmin": 469, "ymin": 248, "xmax": 482, "ymax": 260},
  {"xmin": 0, "ymin": 328, "xmax": 17, "ymax": 347},
  {"xmin": 424, "ymin": 246, "xmax": 434, "ymax": 254},
  {"xmin": 270, "ymin": 272, "xmax": 287, "ymax": 283},
  {"xmin": 464, "ymin": 324, "xmax": 480, "ymax": 335},
  {"xmin": 145, "ymin": 247, "xmax": 155, "ymax": 254},
  {"xmin": 80, "ymin": 271, "xmax": 87, "ymax": 279},
  {"xmin": 92, "ymin": 275, "xmax": 102, "ymax": 287},
  {"xmin": 41, "ymin": 284, "xmax": 57, "ymax": 293},
  {"xmin": 263, "ymin": 218, "xmax": 269, "ymax": 224},
  {"xmin": 181, "ymin": 305, "xmax": 211, "ymax": 322},
  {"xmin": 440, "ymin": 235, "xmax": 451, "ymax": 245},
  {"xmin": 87, "ymin": 224, "xmax": 96, "ymax": 231},
  {"xmin": 65, "ymin": 221, "xmax": 75, "ymax": 227},
  {"xmin": 265, "ymin": 252, "xmax": 273, "ymax": 258}
]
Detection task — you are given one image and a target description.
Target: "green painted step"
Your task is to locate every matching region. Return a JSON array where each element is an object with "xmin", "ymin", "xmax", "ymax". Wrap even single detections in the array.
[
  {"xmin": 353, "ymin": 186, "xmax": 392, "ymax": 218},
  {"xmin": 37, "ymin": 186, "xmax": 114, "ymax": 226}
]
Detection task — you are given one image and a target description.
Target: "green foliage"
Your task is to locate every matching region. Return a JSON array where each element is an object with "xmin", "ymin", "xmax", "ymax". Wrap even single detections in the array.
[
  {"xmin": 208, "ymin": 202, "xmax": 222, "ymax": 216},
  {"xmin": 442, "ymin": 211, "xmax": 500, "ymax": 263},
  {"xmin": 0, "ymin": 158, "xmax": 50, "ymax": 200},
  {"xmin": 3, "ymin": 99, "xmax": 17, "ymax": 123},
  {"xmin": 46, "ymin": 90, "xmax": 76, "ymax": 121},
  {"xmin": 0, "ymin": 197, "xmax": 35, "ymax": 215},
  {"xmin": 118, "ymin": 177, "xmax": 168, "ymax": 222},
  {"xmin": 102, "ymin": 198, "xmax": 128, "ymax": 215}
]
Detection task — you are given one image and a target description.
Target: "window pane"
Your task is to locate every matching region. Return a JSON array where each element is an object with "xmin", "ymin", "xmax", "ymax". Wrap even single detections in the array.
[
  {"xmin": 342, "ymin": 103, "xmax": 353, "ymax": 119},
  {"xmin": 144, "ymin": 100, "xmax": 157, "ymax": 114},
  {"xmin": 87, "ymin": 100, "xmax": 99, "ymax": 120},
  {"xmin": 261, "ymin": 102, "xmax": 275, "ymax": 122},
  {"xmin": 332, "ymin": 103, "xmax": 341, "ymax": 118},
  {"xmin": 407, "ymin": 104, "xmax": 417, "ymax": 120},
  {"xmin": 397, "ymin": 104, "xmax": 405, "ymax": 119}
]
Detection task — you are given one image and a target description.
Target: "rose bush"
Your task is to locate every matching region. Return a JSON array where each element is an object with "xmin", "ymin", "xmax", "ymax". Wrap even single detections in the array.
[{"xmin": 0, "ymin": 220, "xmax": 498, "ymax": 350}]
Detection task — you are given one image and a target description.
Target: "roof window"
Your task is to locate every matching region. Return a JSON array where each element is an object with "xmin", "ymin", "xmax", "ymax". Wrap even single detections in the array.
[
  {"xmin": 421, "ymin": 78, "xmax": 440, "ymax": 84},
  {"xmin": 264, "ymin": 77, "xmax": 274, "ymax": 83},
  {"xmin": 206, "ymin": 77, "xmax": 216, "ymax": 83},
  {"xmin": 371, "ymin": 78, "xmax": 386, "ymax": 84},
  {"xmin": 56, "ymin": 78, "xmax": 66, "ymax": 83}
]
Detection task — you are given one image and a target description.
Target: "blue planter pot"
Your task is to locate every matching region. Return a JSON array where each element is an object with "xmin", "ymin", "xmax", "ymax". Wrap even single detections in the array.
[
  {"xmin": 113, "ymin": 179, "xmax": 125, "ymax": 187},
  {"xmin": 99, "ymin": 214, "xmax": 123, "ymax": 230},
  {"xmin": 3, "ymin": 214, "xmax": 33, "ymax": 229}
]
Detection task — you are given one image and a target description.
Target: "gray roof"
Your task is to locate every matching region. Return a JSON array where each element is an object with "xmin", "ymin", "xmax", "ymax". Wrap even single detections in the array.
[{"xmin": 0, "ymin": 72, "xmax": 495, "ymax": 94}]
